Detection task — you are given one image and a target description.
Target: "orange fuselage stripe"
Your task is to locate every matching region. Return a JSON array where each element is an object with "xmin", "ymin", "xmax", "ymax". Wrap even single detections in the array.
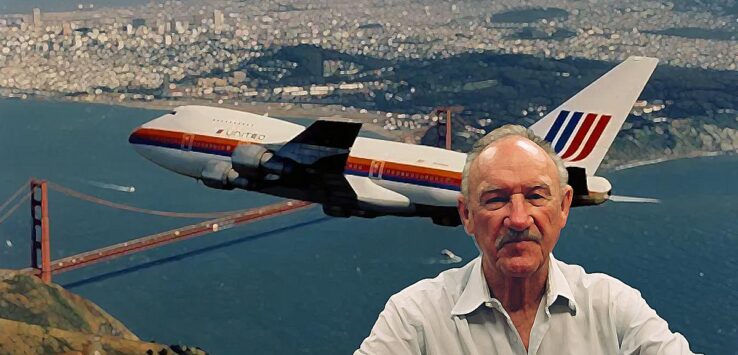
[{"xmin": 133, "ymin": 128, "xmax": 462, "ymax": 187}]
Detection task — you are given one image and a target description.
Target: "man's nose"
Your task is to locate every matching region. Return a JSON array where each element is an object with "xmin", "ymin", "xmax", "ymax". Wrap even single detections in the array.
[{"xmin": 504, "ymin": 195, "xmax": 533, "ymax": 231}]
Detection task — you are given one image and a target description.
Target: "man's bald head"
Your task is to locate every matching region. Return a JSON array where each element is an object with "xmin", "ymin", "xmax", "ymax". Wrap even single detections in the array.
[{"xmin": 460, "ymin": 125, "xmax": 568, "ymax": 201}]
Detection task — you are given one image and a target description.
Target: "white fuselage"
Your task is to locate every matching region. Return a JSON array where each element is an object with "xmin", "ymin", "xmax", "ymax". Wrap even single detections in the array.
[{"xmin": 129, "ymin": 106, "xmax": 466, "ymax": 212}]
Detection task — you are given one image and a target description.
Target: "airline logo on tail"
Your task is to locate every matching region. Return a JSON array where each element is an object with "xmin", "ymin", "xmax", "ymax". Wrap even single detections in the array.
[{"xmin": 544, "ymin": 110, "xmax": 612, "ymax": 162}]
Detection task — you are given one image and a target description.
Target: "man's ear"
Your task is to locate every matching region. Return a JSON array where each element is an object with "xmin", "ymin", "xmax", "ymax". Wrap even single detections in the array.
[
  {"xmin": 559, "ymin": 184, "xmax": 574, "ymax": 226},
  {"xmin": 457, "ymin": 194, "xmax": 474, "ymax": 235}
]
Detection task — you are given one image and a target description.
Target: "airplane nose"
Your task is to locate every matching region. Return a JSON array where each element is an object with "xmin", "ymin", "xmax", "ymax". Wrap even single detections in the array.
[
  {"xmin": 128, "ymin": 127, "xmax": 148, "ymax": 157},
  {"xmin": 128, "ymin": 127, "xmax": 140, "ymax": 144}
]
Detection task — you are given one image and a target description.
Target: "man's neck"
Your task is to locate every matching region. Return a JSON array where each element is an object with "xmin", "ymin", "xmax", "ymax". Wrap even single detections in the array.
[
  {"xmin": 483, "ymin": 258, "xmax": 550, "ymax": 350},
  {"xmin": 484, "ymin": 260, "xmax": 549, "ymax": 312}
]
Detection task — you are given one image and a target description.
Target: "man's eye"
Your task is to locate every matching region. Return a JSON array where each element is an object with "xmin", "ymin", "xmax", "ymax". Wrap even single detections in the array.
[
  {"xmin": 527, "ymin": 193, "xmax": 550, "ymax": 205},
  {"xmin": 484, "ymin": 197, "xmax": 508, "ymax": 209}
]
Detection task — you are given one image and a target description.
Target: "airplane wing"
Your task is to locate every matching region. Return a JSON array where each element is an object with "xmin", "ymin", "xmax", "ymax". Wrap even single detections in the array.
[
  {"xmin": 273, "ymin": 120, "xmax": 362, "ymax": 205},
  {"xmin": 276, "ymin": 120, "xmax": 363, "ymax": 168}
]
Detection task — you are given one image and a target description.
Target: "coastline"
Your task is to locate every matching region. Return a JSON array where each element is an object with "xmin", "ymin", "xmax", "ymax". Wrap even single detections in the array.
[
  {"xmin": 2, "ymin": 94, "xmax": 404, "ymax": 141},
  {"xmin": 91, "ymin": 97, "xmax": 406, "ymax": 141},
  {"xmin": 605, "ymin": 151, "xmax": 725, "ymax": 172}
]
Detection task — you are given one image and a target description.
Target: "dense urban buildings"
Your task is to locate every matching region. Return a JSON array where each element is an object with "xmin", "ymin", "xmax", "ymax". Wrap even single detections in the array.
[{"xmin": 0, "ymin": 0, "xmax": 736, "ymax": 156}]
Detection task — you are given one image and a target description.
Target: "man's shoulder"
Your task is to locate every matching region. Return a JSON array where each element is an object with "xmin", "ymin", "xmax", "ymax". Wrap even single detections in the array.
[
  {"xmin": 388, "ymin": 258, "xmax": 477, "ymax": 313},
  {"xmin": 554, "ymin": 258, "xmax": 642, "ymax": 304}
]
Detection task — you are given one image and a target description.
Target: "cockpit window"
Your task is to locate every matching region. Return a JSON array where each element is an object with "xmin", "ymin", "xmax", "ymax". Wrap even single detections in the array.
[{"xmin": 169, "ymin": 111, "xmax": 177, "ymax": 115}]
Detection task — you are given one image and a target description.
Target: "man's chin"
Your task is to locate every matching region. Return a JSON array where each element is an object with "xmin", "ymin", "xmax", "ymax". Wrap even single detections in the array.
[
  {"xmin": 497, "ymin": 240, "xmax": 539, "ymax": 255},
  {"xmin": 496, "ymin": 253, "xmax": 543, "ymax": 277}
]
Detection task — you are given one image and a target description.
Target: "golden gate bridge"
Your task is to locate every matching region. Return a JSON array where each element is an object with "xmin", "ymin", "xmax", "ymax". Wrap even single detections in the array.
[{"xmin": 0, "ymin": 179, "xmax": 313, "ymax": 283}]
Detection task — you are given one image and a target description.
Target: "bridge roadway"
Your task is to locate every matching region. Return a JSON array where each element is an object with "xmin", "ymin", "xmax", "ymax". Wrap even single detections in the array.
[{"xmin": 22, "ymin": 200, "xmax": 313, "ymax": 276}]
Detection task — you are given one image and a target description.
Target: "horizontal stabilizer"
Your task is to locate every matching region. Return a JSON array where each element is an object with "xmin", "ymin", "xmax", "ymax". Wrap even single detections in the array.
[{"xmin": 344, "ymin": 175, "xmax": 411, "ymax": 211}]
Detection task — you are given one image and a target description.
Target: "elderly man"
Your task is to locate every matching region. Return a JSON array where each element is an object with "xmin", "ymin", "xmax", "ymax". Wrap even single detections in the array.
[{"xmin": 356, "ymin": 125, "xmax": 697, "ymax": 354}]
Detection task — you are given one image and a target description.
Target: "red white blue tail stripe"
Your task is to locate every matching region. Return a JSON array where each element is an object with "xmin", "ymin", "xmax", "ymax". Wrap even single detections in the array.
[{"xmin": 544, "ymin": 110, "xmax": 611, "ymax": 162}]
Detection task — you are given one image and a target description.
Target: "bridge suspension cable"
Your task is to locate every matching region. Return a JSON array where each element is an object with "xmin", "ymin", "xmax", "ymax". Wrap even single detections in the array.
[
  {"xmin": 0, "ymin": 182, "xmax": 32, "ymax": 225},
  {"xmin": 45, "ymin": 181, "xmax": 256, "ymax": 219}
]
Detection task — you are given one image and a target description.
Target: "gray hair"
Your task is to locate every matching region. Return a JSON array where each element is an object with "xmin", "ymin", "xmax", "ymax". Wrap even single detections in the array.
[{"xmin": 461, "ymin": 124, "xmax": 568, "ymax": 200}]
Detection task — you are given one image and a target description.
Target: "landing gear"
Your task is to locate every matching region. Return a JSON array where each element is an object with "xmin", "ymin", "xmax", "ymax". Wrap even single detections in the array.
[
  {"xmin": 431, "ymin": 214, "xmax": 461, "ymax": 227},
  {"xmin": 321, "ymin": 205, "xmax": 379, "ymax": 219},
  {"xmin": 322, "ymin": 205, "xmax": 350, "ymax": 218}
]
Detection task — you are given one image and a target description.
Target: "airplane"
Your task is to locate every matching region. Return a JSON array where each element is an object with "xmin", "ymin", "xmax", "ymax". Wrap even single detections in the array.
[{"xmin": 129, "ymin": 56, "xmax": 659, "ymax": 226}]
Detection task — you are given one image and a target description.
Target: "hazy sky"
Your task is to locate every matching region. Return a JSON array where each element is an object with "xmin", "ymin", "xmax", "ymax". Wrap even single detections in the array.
[
  {"xmin": 1, "ymin": 0, "xmax": 734, "ymax": 16},
  {"xmin": 0, "ymin": 0, "xmax": 151, "ymax": 14}
]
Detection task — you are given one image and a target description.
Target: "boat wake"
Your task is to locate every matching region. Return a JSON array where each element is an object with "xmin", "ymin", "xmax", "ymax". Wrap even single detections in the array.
[
  {"xmin": 81, "ymin": 179, "xmax": 136, "ymax": 193},
  {"xmin": 423, "ymin": 249, "xmax": 464, "ymax": 265}
]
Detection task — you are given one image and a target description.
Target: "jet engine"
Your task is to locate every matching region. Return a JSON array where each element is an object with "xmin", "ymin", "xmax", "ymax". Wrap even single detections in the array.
[
  {"xmin": 200, "ymin": 160, "xmax": 247, "ymax": 190},
  {"xmin": 231, "ymin": 145, "xmax": 268, "ymax": 177},
  {"xmin": 200, "ymin": 144, "xmax": 293, "ymax": 190}
]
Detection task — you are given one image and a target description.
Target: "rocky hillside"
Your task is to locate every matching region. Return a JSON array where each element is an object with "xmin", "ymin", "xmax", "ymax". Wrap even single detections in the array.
[{"xmin": 0, "ymin": 269, "xmax": 206, "ymax": 355}]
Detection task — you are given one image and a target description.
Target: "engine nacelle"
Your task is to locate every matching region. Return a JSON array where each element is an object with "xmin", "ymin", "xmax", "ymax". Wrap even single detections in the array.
[
  {"xmin": 231, "ymin": 145, "xmax": 269, "ymax": 178},
  {"xmin": 231, "ymin": 144, "xmax": 287, "ymax": 179},
  {"xmin": 201, "ymin": 160, "xmax": 248, "ymax": 190}
]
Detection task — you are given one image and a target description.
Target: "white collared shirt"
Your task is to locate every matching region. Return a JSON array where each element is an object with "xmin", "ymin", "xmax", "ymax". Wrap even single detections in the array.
[{"xmin": 356, "ymin": 255, "xmax": 698, "ymax": 355}]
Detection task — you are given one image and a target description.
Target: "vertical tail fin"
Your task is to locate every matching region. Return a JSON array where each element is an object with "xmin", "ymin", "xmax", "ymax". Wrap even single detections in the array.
[{"xmin": 529, "ymin": 56, "xmax": 659, "ymax": 175}]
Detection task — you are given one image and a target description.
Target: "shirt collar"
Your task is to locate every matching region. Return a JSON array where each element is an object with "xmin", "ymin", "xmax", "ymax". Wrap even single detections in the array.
[
  {"xmin": 450, "ymin": 254, "xmax": 577, "ymax": 316},
  {"xmin": 451, "ymin": 256, "xmax": 491, "ymax": 316},
  {"xmin": 546, "ymin": 254, "xmax": 578, "ymax": 315}
]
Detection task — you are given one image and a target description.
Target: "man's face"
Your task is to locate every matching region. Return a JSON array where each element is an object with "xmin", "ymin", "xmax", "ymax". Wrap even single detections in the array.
[{"xmin": 458, "ymin": 136, "xmax": 573, "ymax": 278}]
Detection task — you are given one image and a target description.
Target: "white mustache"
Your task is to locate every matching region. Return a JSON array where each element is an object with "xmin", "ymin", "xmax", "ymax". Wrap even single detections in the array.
[{"xmin": 495, "ymin": 229, "xmax": 541, "ymax": 250}]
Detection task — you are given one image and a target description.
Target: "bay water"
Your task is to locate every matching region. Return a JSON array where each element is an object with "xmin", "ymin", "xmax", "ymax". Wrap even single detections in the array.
[{"xmin": 0, "ymin": 99, "xmax": 736, "ymax": 354}]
